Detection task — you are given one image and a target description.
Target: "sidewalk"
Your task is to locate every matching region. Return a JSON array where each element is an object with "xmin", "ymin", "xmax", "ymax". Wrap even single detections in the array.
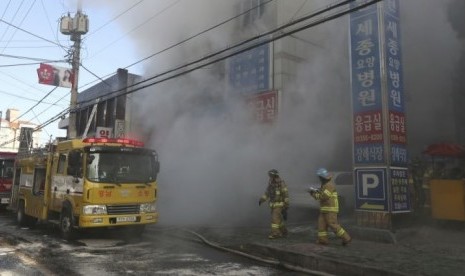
[{"xmin": 196, "ymin": 217, "xmax": 465, "ymax": 276}]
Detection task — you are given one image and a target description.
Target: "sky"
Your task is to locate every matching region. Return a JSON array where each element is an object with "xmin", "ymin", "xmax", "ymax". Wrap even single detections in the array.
[{"xmin": 0, "ymin": 0, "xmax": 144, "ymax": 145}]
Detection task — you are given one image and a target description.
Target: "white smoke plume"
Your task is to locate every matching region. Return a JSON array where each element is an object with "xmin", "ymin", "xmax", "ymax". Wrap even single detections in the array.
[{"xmin": 85, "ymin": 0, "xmax": 465, "ymax": 226}]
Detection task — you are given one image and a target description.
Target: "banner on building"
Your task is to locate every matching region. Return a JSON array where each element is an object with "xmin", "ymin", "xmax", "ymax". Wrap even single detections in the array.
[
  {"xmin": 247, "ymin": 90, "xmax": 278, "ymax": 123},
  {"xmin": 37, "ymin": 63, "xmax": 74, "ymax": 88}
]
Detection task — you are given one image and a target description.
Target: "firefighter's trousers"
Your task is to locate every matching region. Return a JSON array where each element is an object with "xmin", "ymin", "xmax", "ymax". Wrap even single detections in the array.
[
  {"xmin": 270, "ymin": 207, "xmax": 287, "ymax": 237},
  {"xmin": 317, "ymin": 212, "xmax": 351, "ymax": 244}
]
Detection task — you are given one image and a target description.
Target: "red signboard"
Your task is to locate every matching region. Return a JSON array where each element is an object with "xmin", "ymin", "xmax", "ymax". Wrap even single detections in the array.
[
  {"xmin": 247, "ymin": 90, "xmax": 278, "ymax": 123},
  {"xmin": 37, "ymin": 63, "xmax": 74, "ymax": 88},
  {"xmin": 389, "ymin": 111, "xmax": 406, "ymax": 144},
  {"xmin": 353, "ymin": 111, "xmax": 384, "ymax": 143}
]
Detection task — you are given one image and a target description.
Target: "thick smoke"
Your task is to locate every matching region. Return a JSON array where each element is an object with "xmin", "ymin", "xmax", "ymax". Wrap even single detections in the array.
[
  {"xmin": 402, "ymin": 0, "xmax": 464, "ymax": 155},
  {"xmin": 125, "ymin": 0, "xmax": 351, "ymax": 226},
  {"xmin": 89, "ymin": 0, "xmax": 464, "ymax": 226}
]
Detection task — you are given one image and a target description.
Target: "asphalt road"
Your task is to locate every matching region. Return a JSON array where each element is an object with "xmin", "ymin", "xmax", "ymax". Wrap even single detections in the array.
[{"xmin": 0, "ymin": 210, "xmax": 307, "ymax": 275}]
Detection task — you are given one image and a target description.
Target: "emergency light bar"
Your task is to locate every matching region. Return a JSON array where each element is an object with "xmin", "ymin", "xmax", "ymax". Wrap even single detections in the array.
[{"xmin": 83, "ymin": 138, "xmax": 144, "ymax": 147}]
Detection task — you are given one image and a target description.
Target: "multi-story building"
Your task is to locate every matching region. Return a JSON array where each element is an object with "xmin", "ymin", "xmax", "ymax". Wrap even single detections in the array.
[
  {"xmin": 60, "ymin": 68, "xmax": 142, "ymax": 140},
  {"xmin": 0, "ymin": 109, "xmax": 42, "ymax": 152},
  {"xmin": 67, "ymin": 0, "xmax": 464, "ymax": 165}
]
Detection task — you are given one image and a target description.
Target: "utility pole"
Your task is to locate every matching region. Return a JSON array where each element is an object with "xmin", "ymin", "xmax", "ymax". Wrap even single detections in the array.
[{"xmin": 60, "ymin": 2, "xmax": 88, "ymax": 139}]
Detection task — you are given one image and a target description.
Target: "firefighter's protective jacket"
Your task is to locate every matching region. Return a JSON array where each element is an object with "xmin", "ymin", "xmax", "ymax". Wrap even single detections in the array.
[
  {"xmin": 312, "ymin": 179, "xmax": 339, "ymax": 213},
  {"xmin": 260, "ymin": 178, "xmax": 289, "ymax": 208}
]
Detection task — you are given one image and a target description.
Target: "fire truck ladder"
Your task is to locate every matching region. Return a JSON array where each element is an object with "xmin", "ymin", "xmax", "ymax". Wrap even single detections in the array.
[{"xmin": 82, "ymin": 99, "xmax": 99, "ymax": 138}]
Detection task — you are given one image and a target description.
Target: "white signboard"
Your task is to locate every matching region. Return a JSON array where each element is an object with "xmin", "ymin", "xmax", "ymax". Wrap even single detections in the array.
[{"xmin": 96, "ymin": 127, "xmax": 113, "ymax": 138}]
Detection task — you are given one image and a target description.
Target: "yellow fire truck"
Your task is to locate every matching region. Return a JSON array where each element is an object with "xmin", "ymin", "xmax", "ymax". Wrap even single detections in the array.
[{"xmin": 9, "ymin": 137, "xmax": 160, "ymax": 240}]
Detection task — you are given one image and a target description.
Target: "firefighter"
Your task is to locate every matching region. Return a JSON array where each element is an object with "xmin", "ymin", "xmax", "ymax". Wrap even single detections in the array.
[
  {"xmin": 259, "ymin": 169, "xmax": 289, "ymax": 239},
  {"xmin": 309, "ymin": 168, "xmax": 351, "ymax": 246}
]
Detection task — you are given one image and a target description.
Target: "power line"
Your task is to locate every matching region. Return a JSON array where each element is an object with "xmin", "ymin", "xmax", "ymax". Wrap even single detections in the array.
[
  {"xmin": 81, "ymin": 0, "xmax": 354, "ymax": 104},
  {"xmin": 0, "ymin": 89, "xmax": 62, "ymax": 105},
  {"xmin": 123, "ymin": 0, "xmax": 275, "ymax": 71},
  {"xmin": 80, "ymin": 0, "xmax": 275, "ymax": 90},
  {"xmin": 88, "ymin": 0, "xmax": 182, "ymax": 60},
  {"xmin": 0, "ymin": 0, "xmax": 37, "ymax": 55},
  {"xmin": 34, "ymin": 0, "xmax": 381, "ymax": 134},
  {"xmin": 11, "ymin": 86, "xmax": 59, "ymax": 124},
  {"xmin": 0, "ymin": 0, "xmax": 26, "ymax": 48},
  {"xmin": 84, "ymin": 0, "xmax": 145, "ymax": 41},
  {"xmin": 0, "ymin": 53, "xmax": 65, "ymax": 62},
  {"xmin": 0, "ymin": 17, "xmax": 62, "ymax": 47}
]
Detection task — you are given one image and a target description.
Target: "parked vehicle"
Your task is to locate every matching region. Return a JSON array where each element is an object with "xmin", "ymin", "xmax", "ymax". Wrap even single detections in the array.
[
  {"xmin": 329, "ymin": 172, "xmax": 355, "ymax": 214},
  {"xmin": 290, "ymin": 171, "xmax": 355, "ymax": 214},
  {"xmin": 0, "ymin": 151, "xmax": 16, "ymax": 208},
  {"xmin": 9, "ymin": 137, "xmax": 160, "ymax": 240}
]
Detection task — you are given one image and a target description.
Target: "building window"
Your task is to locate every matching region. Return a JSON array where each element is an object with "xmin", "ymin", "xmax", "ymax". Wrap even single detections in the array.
[
  {"xmin": 241, "ymin": 0, "xmax": 266, "ymax": 27},
  {"xmin": 57, "ymin": 154, "xmax": 67, "ymax": 174}
]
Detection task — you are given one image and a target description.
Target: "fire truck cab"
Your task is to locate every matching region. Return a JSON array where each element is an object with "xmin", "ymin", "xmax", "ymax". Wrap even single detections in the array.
[{"xmin": 10, "ymin": 137, "xmax": 160, "ymax": 240}]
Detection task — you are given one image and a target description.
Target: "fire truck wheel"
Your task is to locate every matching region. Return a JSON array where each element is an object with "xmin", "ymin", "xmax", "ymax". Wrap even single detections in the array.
[
  {"xmin": 17, "ymin": 201, "xmax": 36, "ymax": 228},
  {"xmin": 60, "ymin": 208, "xmax": 77, "ymax": 240}
]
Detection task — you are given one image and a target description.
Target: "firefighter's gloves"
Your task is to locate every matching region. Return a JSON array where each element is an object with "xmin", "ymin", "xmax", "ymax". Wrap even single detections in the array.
[
  {"xmin": 259, "ymin": 198, "xmax": 266, "ymax": 206},
  {"xmin": 308, "ymin": 188, "xmax": 321, "ymax": 200},
  {"xmin": 308, "ymin": 187, "xmax": 318, "ymax": 195}
]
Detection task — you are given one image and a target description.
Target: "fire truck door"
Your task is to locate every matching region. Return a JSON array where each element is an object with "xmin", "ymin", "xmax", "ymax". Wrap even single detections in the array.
[
  {"xmin": 8, "ymin": 168, "xmax": 21, "ymax": 211},
  {"xmin": 27, "ymin": 168, "xmax": 47, "ymax": 219}
]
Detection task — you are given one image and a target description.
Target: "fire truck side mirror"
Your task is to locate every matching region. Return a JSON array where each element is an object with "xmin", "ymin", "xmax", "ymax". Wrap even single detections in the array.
[
  {"xmin": 153, "ymin": 160, "xmax": 160, "ymax": 179},
  {"xmin": 153, "ymin": 161, "xmax": 160, "ymax": 175}
]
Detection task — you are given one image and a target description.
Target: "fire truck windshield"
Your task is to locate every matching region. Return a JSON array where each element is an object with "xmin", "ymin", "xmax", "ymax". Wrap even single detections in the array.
[
  {"xmin": 86, "ymin": 152, "xmax": 157, "ymax": 183},
  {"xmin": 0, "ymin": 160, "xmax": 14, "ymax": 179}
]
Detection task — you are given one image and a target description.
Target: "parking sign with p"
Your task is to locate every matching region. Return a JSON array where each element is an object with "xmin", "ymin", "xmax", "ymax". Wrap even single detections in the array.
[{"xmin": 355, "ymin": 168, "xmax": 388, "ymax": 211}]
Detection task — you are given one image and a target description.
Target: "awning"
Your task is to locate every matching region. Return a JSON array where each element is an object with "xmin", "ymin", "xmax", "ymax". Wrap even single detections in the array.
[{"xmin": 422, "ymin": 143, "xmax": 465, "ymax": 158}]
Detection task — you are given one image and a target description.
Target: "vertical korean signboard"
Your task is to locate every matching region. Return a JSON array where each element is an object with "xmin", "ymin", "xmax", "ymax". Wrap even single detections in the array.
[
  {"xmin": 350, "ymin": 3, "xmax": 384, "ymax": 165},
  {"xmin": 229, "ymin": 44, "xmax": 270, "ymax": 95},
  {"xmin": 350, "ymin": 0, "xmax": 410, "ymax": 215},
  {"xmin": 383, "ymin": 0, "xmax": 409, "ymax": 212}
]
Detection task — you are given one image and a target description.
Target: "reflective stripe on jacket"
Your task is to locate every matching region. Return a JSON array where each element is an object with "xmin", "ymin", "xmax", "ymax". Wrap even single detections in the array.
[
  {"xmin": 313, "ymin": 179, "xmax": 339, "ymax": 213},
  {"xmin": 261, "ymin": 178, "xmax": 289, "ymax": 209}
]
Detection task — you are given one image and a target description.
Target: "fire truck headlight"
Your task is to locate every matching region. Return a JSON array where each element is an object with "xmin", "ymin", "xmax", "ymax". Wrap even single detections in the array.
[
  {"xmin": 83, "ymin": 205, "xmax": 107, "ymax": 215},
  {"xmin": 140, "ymin": 202, "xmax": 156, "ymax": 213}
]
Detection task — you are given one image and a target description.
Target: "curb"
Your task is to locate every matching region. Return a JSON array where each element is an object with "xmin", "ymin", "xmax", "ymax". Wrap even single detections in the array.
[
  {"xmin": 186, "ymin": 229, "xmax": 334, "ymax": 276},
  {"xmin": 238, "ymin": 243, "xmax": 409, "ymax": 276},
  {"xmin": 347, "ymin": 226, "xmax": 397, "ymax": 244},
  {"xmin": 188, "ymin": 229, "xmax": 409, "ymax": 276}
]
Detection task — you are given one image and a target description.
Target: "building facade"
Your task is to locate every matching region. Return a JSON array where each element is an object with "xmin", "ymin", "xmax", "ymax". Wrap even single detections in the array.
[
  {"xmin": 63, "ymin": 68, "xmax": 141, "ymax": 140},
  {"xmin": 0, "ymin": 109, "xmax": 42, "ymax": 152}
]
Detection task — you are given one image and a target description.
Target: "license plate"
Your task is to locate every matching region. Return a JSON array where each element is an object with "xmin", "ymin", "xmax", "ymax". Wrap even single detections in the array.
[
  {"xmin": 116, "ymin": 216, "xmax": 136, "ymax": 222},
  {"xmin": 1, "ymin": 198, "xmax": 9, "ymax": 204}
]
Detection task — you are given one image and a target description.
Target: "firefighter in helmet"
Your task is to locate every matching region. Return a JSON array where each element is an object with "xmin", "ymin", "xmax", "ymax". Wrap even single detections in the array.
[
  {"xmin": 259, "ymin": 169, "xmax": 289, "ymax": 239},
  {"xmin": 309, "ymin": 168, "xmax": 352, "ymax": 246}
]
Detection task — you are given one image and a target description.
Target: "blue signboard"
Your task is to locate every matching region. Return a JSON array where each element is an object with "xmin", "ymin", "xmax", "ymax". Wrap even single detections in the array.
[
  {"xmin": 384, "ymin": 0, "xmax": 404, "ymax": 113},
  {"xmin": 354, "ymin": 143, "xmax": 384, "ymax": 164},
  {"xmin": 351, "ymin": 0, "xmax": 411, "ymax": 214},
  {"xmin": 229, "ymin": 43, "xmax": 270, "ymax": 95},
  {"xmin": 350, "ymin": 3, "xmax": 385, "ymax": 164},
  {"xmin": 350, "ymin": 4, "xmax": 382, "ymax": 113},
  {"xmin": 390, "ymin": 167, "xmax": 410, "ymax": 212},
  {"xmin": 355, "ymin": 167, "xmax": 389, "ymax": 211},
  {"xmin": 383, "ymin": 0, "xmax": 408, "ymax": 168}
]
